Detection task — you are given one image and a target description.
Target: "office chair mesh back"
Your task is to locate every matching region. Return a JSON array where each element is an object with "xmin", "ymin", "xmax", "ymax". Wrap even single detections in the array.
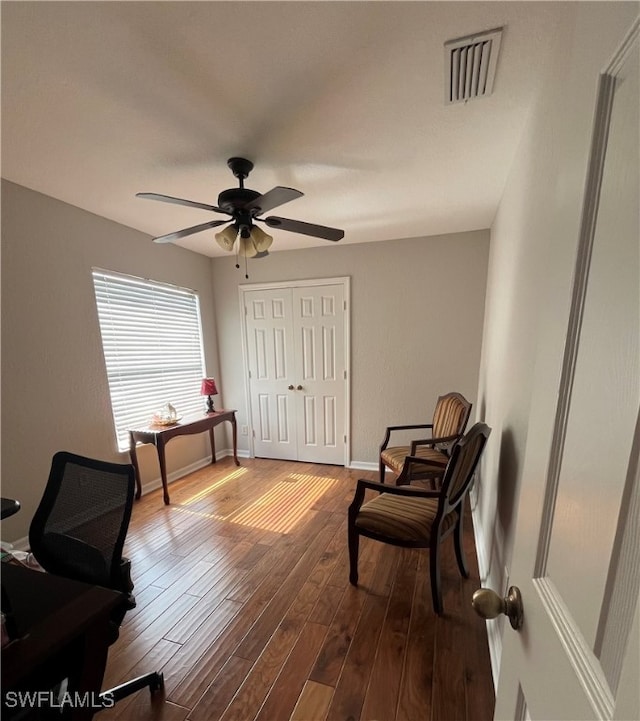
[{"xmin": 29, "ymin": 451, "xmax": 134, "ymax": 590}]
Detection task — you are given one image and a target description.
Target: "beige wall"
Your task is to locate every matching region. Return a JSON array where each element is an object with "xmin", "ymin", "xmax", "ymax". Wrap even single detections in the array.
[
  {"xmin": 1, "ymin": 180, "xmax": 489, "ymax": 542},
  {"xmin": 475, "ymin": 1, "xmax": 638, "ymax": 675},
  {"xmin": 210, "ymin": 231, "xmax": 489, "ymax": 464},
  {"xmin": 1, "ymin": 180, "xmax": 222, "ymax": 541}
]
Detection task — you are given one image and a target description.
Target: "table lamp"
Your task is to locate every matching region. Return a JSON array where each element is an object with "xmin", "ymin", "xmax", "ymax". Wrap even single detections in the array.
[{"xmin": 201, "ymin": 378, "xmax": 218, "ymax": 413}]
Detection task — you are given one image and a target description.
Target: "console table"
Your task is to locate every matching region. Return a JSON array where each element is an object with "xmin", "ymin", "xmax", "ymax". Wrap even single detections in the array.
[{"xmin": 128, "ymin": 410, "xmax": 239, "ymax": 505}]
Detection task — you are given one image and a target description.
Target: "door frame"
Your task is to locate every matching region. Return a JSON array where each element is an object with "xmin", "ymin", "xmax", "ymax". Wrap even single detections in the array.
[
  {"xmin": 530, "ymin": 22, "xmax": 639, "ymax": 717},
  {"xmin": 238, "ymin": 276, "xmax": 351, "ymax": 465},
  {"xmin": 494, "ymin": 18, "xmax": 639, "ymax": 719}
]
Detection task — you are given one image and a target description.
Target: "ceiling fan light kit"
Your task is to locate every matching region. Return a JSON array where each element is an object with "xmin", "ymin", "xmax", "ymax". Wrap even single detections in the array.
[
  {"xmin": 238, "ymin": 236, "xmax": 258, "ymax": 258},
  {"xmin": 214, "ymin": 224, "xmax": 237, "ymax": 252},
  {"xmin": 248, "ymin": 224, "xmax": 273, "ymax": 252},
  {"xmin": 137, "ymin": 157, "xmax": 344, "ymax": 272}
]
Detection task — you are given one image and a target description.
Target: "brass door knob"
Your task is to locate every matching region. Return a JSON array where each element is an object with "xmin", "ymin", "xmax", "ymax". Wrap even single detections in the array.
[
  {"xmin": 288, "ymin": 385, "xmax": 294, "ymax": 390},
  {"xmin": 296, "ymin": 385, "xmax": 303, "ymax": 390},
  {"xmin": 472, "ymin": 586, "xmax": 524, "ymax": 630}
]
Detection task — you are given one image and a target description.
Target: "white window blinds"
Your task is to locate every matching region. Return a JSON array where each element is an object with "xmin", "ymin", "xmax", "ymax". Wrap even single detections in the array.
[{"xmin": 92, "ymin": 269, "xmax": 206, "ymax": 451}]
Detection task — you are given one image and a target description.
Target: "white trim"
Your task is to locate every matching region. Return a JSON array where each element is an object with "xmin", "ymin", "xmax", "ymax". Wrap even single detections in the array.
[
  {"xmin": 535, "ymin": 19, "xmax": 639, "ymax": 581},
  {"xmin": 472, "ymin": 499, "xmax": 501, "ymax": 692},
  {"xmin": 592, "ymin": 21, "xmax": 640, "ymax": 694},
  {"xmin": 347, "ymin": 461, "xmax": 378, "ymax": 472},
  {"xmin": 534, "ymin": 577, "xmax": 614, "ymax": 718},
  {"xmin": 238, "ymin": 276, "xmax": 351, "ymax": 466},
  {"xmin": 534, "ymin": 67, "xmax": 617, "ymax": 578},
  {"xmin": 5, "ymin": 536, "xmax": 30, "ymax": 552},
  {"xmin": 239, "ymin": 277, "xmax": 351, "ymax": 292},
  {"xmin": 138, "ymin": 449, "xmax": 249, "ymax": 497}
]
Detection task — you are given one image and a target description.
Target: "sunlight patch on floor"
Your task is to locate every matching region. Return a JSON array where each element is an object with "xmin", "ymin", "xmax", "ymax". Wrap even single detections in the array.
[
  {"xmin": 228, "ymin": 473, "xmax": 338, "ymax": 533},
  {"xmin": 169, "ymin": 471, "xmax": 338, "ymax": 532},
  {"xmin": 180, "ymin": 466, "xmax": 248, "ymax": 505},
  {"xmin": 169, "ymin": 505, "xmax": 222, "ymax": 521}
]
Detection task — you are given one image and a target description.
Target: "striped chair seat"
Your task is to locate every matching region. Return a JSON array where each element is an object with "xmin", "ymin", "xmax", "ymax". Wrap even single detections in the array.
[
  {"xmin": 355, "ymin": 493, "xmax": 455, "ymax": 543},
  {"xmin": 380, "ymin": 445, "xmax": 448, "ymax": 476},
  {"xmin": 352, "ymin": 422, "xmax": 491, "ymax": 615}
]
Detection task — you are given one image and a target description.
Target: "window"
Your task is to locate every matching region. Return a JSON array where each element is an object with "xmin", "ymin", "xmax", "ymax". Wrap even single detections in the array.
[{"xmin": 92, "ymin": 269, "xmax": 206, "ymax": 451}]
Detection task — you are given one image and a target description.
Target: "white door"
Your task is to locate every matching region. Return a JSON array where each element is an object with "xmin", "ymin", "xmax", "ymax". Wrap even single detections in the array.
[
  {"xmin": 243, "ymin": 280, "xmax": 348, "ymax": 465},
  {"xmin": 493, "ymin": 24, "xmax": 639, "ymax": 721},
  {"xmin": 244, "ymin": 287, "xmax": 298, "ymax": 461}
]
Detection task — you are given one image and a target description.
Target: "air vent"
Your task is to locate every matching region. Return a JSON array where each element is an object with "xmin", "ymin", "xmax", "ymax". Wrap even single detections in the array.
[{"xmin": 445, "ymin": 27, "xmax": 503, "ymax": 104}]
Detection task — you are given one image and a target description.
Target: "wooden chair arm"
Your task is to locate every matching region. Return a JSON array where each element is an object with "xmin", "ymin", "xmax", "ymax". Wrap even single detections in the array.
[
  {"xmin": 380, "ymin": 423, "xmax": 434, "ymax": 451},
  {"xmin": 396, "ymin": 455, "xmax": 448, "ymax": 486},
  {"xmin": 349, "ymin": 477, "xmax": 442, "ymax": 516},
  {"xmin": 409, "ymin": 433, "xmax": 461, "ymax": 454}
]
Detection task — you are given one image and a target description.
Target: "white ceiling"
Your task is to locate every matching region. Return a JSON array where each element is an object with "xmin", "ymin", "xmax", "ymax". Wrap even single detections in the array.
[{"xmin": 1, "ymin": 2, "xmax": 570, "ymax": 258}]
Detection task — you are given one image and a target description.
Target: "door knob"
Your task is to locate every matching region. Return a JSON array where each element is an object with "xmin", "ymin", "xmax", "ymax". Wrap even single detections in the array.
[
  {"xmin": 472, "ymin": 586, "xmax": 524, "ymax": 630},
  {"xmin": 288, "ymin": 385, "xmax": 294, "ymax": 390},
  {"xmin": 296, "ymin": 385, "xmax": 303, "ymax": 390}
]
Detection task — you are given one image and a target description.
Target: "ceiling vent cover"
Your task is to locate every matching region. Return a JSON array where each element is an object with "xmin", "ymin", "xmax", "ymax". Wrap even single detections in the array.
[{"xmin": 445, "ymin": 27, "xmax": 503, "ymax": 104}]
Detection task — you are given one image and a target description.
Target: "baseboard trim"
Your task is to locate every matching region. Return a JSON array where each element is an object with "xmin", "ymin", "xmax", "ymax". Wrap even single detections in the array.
[
  {"xmin": 6, "ymin": 450, "xmax": 249, "ymax": 552},
  {"xmin": 5, "ymin": 535, "xmax": 29, "ymax": 552},
  {"xmin": 471, "ymin": 499, "xmax": 501, "ymax": 692},
  {"xmin": 139, "ymin": 448, "xmax": 249, "ymax": 497},
  {"xmin": 347, "ymin": 461, "xmax": 378, "ymax": 471}
]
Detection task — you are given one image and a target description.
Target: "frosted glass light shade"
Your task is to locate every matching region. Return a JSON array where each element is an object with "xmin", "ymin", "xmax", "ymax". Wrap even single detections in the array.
[
  {"xmin": 249, "ymin": 225, "xmax": 273, "ymax": 252},
  {"xmin": 238, "ymin": 236, "xmax": 258, "ymax": 258},
  {"xmin": 215, "ymin": 223, "xmax": 273, "ymax": 256},
  {"xmin": 215, "ymin": 224, "xmax": 237, "ymax": 251}
]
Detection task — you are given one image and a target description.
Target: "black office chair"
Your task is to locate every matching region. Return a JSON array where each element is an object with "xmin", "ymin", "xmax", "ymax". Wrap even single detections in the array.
[{"xmin": 28, "ymin": 451, "xmax": 164, "ymax": 709}]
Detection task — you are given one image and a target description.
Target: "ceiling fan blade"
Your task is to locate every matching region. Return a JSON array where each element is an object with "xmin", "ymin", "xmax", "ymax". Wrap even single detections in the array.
[
  {"xmin": 153, "ymin": 219, "xmax": 230, "ymax": 244},
  {"xmin": 137, "ymin": 192, "xmax": 229, "ymax": 215},
  {"xmin": 245, "ymin": 187, "xmax": 303, "ymax": 215},
  {"xmin": 264, "ymin": 216, "xmax": 344, "ymax": 241}
]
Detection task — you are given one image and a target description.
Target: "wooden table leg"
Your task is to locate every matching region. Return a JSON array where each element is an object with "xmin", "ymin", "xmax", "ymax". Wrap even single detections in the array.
[
  {"xmin": 209, "ymin": 427, "xmax": 216, "ymax": 464},
  {"xmin": 129, "ymin": 432, "xmax": 142, "ymax": 500},
  {"xmin": 157, "ymin": 440, "xmax": 170, "ymax": 505},
  {"xmin": 231, "ymin": 416, "xmax": 240, "ymax": 466}
]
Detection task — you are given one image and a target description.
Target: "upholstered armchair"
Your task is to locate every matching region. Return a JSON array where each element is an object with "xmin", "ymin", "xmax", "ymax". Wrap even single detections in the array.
[
  {"xmin": 349, "ymin": 422, "xmax": 491, "ymax": 614},
  {"xmin": 379, "ymin": 391, "xmax": 472, "ymax": 486}
]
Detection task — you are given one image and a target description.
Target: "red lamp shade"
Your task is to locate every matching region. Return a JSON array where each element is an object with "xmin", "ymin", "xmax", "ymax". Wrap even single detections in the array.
[{"xmin": 201, "ymin": 378, "xmax": 218, "ymax": 396}]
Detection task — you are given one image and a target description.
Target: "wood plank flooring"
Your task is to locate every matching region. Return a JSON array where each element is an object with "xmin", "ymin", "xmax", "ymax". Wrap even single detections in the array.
[{"xmin": 99, "ymin": 457, "xmax": 494, "ymax": 721}]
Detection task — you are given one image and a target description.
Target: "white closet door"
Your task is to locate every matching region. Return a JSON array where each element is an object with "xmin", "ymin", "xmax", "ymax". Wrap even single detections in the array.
[
  {"xmin": 245, "ymin": 288, "xmax": 298, "ymax": 461},
  {"xmin": 293, "ymin": 284, "xmax": 345, "ymax": 464},
  {"xmin": 243, "ymin": 280, "xmax": 348, "ymax": 464}
]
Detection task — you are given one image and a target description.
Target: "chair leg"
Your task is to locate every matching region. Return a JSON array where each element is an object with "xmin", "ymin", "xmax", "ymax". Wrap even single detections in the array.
[
  {"xmin": 429, "ymin": 540, "xmax": 443, "ymax": 614},
  {"xmin": 453, "ymin": 508, "xmax": 469, "ymax": 578},
  {"xmin": 348, "ymin": 524, "xmax": 360, "ymax": 586},
  {"xmin": 379, "ymin": 459, "xmax": 386, "ymax": 483}
]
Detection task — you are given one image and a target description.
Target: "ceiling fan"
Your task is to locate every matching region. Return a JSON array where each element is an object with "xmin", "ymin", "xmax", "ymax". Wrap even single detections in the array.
[{"xmin": 137, "ymin": 157, "xmax": 344, "ymax": 260}]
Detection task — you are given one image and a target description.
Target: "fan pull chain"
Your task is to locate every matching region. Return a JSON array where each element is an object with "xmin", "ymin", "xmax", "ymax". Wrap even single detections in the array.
[
  {"xmin": 234, "ymin": 228, "xmax": 241, "ymax": 270},
  {"xmin": 246, "ymin": 237, "xmax": 259, "ymax": 280}
]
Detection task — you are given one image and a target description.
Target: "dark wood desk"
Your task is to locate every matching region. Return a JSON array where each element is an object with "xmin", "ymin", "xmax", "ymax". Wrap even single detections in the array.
[
  {"xmin": 1, "ymin": 563, "xmax": 122, "ymax": 720},
  {"xmin": 128, "ymin": 409, "xmax": 240, "ymax": 505}
]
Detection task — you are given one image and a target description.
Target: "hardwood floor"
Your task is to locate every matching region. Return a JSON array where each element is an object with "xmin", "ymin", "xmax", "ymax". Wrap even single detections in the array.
[{"xmin": 100, "ymin": 457, "xmax": 494, "ymax": 721}]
